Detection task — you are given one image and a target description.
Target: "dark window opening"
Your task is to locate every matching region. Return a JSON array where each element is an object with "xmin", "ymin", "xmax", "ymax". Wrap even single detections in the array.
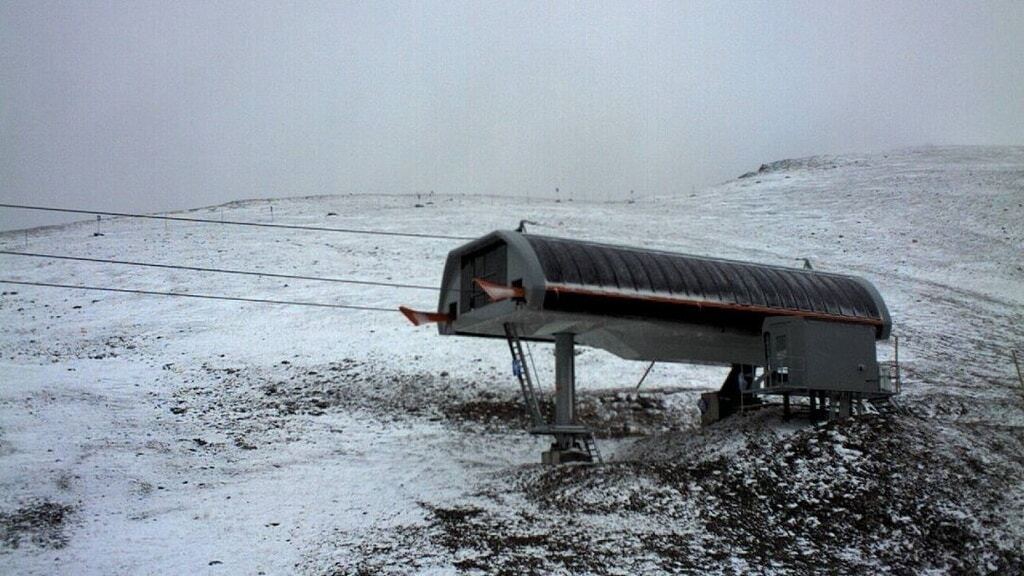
[{"xmin": 460, "ymin": 243, "xmax": 508, "ymax": 312}]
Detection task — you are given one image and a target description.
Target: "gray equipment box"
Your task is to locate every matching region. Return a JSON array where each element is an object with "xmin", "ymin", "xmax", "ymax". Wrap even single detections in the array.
[
  {"xmin": 762, "ymin": 317, "xmax": 883, "ymax": 396},
  {"xmin": 699, "ymin": 392, "xmax": 720, "ymax": 426}
]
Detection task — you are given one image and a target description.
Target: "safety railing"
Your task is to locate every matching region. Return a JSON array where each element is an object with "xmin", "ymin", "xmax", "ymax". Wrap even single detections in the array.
[{"xmin": 878, "ymin": 360, "xmax": 901, "ymax": 395}]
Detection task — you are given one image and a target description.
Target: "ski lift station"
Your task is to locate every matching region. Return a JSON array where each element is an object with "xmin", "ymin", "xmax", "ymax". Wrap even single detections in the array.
[{"xmin": 402, "ymin": 230, "xmax": 900, "ymax": 464}]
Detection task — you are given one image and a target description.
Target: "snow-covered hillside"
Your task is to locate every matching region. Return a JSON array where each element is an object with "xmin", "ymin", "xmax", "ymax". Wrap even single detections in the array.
[{"xmin": 2, "ymin": 146, "xmax": 1022, "ymax": 574}]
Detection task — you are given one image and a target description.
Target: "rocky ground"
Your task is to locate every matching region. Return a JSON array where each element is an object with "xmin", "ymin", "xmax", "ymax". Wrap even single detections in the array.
[{"xmin": 312, "ymin": 409, "xmax": 1024, "ymax": 575}]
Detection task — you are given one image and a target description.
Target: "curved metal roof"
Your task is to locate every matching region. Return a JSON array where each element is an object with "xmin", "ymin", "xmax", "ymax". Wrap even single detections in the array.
[{"xmin": 521, "ymin": 234, "xmax": 889, "ymax": 336}]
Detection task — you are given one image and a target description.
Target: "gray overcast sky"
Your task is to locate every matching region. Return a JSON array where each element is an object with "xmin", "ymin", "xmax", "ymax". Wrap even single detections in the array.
[{"xmin": 2, "ymin": 1, "xmax": 1023, "ymax": 230}]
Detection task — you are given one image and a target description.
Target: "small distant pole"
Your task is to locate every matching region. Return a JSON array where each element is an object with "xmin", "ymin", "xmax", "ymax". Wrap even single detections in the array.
[
  {"xmin": 1012, "ymin": 350, "xmax": 1023, "ymax": 395},
  {"xmin": 894, "ymin": 335, "xmax": 900, "ymax": 393},
  {"xmin": 95, "ymin": 215, "xmax": 102, "ymax": 236},
  {"xmin": 270, "ymin": 204, "xmax": 274, "ymax": 222},
  {"xmin": 24, "ymin": 230, "xmax": 28, "ymax": 248}
]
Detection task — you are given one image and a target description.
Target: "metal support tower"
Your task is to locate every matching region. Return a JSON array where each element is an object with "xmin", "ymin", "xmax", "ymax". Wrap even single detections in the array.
[
  {"xmin": 553, "ymin": 332, "xmax": 576, "ymax": 451},
  {"xmin": 503, "ymin": 326, "xmax": 600, "ymax": 464}
]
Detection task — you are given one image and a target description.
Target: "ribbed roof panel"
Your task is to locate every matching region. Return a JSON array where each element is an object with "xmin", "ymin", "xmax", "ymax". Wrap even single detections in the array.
[{"xmin": 523, "ymin": 234, "xmax": 884, "ymax": 322}]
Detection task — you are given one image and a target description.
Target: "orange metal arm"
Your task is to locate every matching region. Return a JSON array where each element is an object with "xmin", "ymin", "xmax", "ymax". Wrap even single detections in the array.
[
  {"xmin": 399, "ymin": 306, "xmax": 451, "ymax": 326},
  {"xmin": 473, "ymin": 278, "xmax": 525, "ymax": 302}
]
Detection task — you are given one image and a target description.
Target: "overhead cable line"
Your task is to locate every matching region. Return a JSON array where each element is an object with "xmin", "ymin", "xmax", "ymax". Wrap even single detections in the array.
[
  {"xmin": 0, "ymin": 250, "xmax": 446, "ymax": 292},
  {"xmin": 0, "ymin": 279, "xmax": 396, "ymax": 312},
  {"xmin": 0, "ymin": 203, "xmax": 475, "ymax": 241}
]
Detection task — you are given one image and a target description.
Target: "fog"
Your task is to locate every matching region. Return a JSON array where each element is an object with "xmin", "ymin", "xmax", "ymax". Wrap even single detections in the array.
[{"xmin": 2, "ymin": 1, "xmax": 1022, "ymax": 231}]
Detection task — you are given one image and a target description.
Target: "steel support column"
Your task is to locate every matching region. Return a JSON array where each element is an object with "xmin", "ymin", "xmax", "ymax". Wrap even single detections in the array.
[{"xmin": 554, "ymin": 332, "xmax": 575, "ymax": 449}]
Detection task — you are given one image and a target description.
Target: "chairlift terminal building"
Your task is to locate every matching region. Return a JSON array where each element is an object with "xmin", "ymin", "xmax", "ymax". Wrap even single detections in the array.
[{"xmin": 404, "ymin": 230, "xmax": 898, "ymax": 463}]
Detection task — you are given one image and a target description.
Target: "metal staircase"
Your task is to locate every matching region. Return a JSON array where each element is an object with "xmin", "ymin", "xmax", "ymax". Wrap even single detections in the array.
[
  {"xmin": 581, "ymin": 433, "xmax": 603, "ymax": 464},
  {"xmin": 503, "ymin": 323, "xmax": 544, "ymax": 429}
]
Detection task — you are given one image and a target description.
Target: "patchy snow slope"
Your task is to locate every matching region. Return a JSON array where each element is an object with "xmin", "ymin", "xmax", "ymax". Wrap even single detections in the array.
[{"xmin": 1, "ymin": 146, "xmax": 1022, "ymax": 574}]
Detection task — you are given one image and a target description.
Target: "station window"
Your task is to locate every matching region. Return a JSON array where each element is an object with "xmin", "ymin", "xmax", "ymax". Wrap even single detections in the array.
[{"xmin": 460, "ymin": 243, "xmax": 508, "ymax": 311}]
